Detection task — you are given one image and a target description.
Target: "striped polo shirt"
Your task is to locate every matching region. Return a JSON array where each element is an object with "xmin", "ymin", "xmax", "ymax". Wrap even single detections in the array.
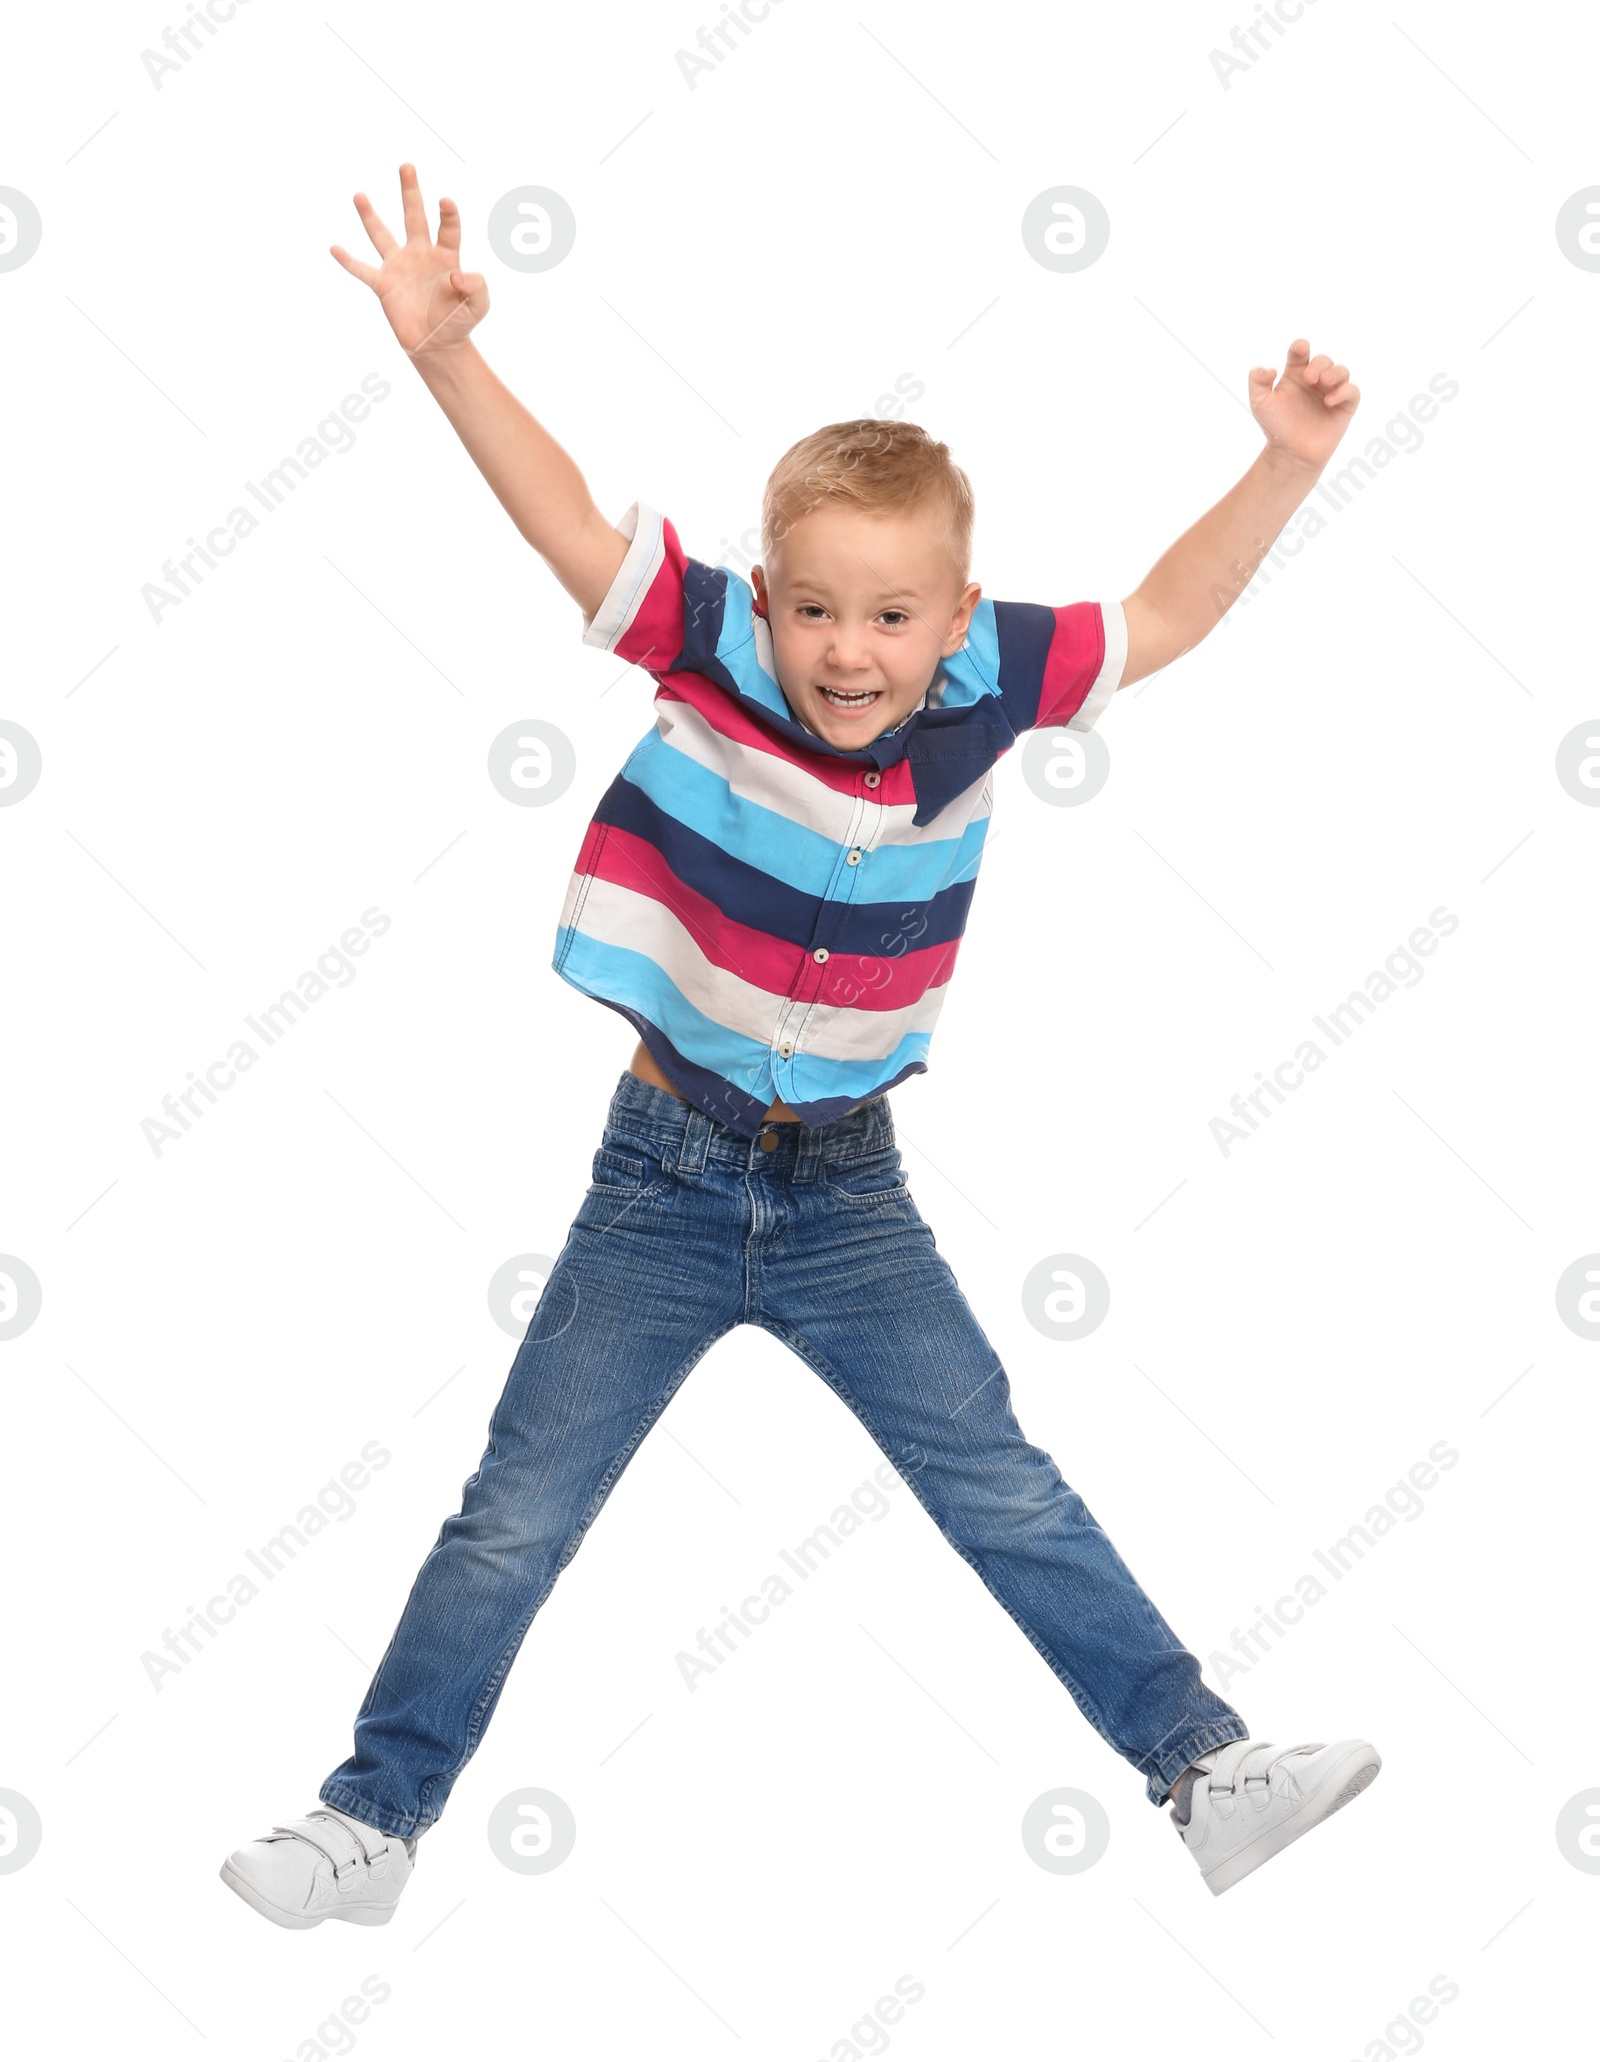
[{"xmin": 553, "ymin": 502, "xmax": 1126, "ymax": 1136}]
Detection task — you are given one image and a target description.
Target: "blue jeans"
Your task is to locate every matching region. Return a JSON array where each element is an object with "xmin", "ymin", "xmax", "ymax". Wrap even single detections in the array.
[{"xmin": 321, "ymin": 1071, "xmax": 1246, "ymax": 1835}]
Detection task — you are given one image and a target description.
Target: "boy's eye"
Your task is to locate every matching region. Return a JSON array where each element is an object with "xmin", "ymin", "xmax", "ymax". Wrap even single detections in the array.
[{"xmin": 794, "ymin": 605, "xmax": 909, "ymax": 626}]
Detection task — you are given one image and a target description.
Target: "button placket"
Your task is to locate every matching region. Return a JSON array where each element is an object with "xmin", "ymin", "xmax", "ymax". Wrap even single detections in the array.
[
  {"xmin": 798, "ymin": 794, "xmax": 867, "ymax": 997},
  {"xmin": 778, "ymin": 780, "xmax": 880, "ymax": 1081}
]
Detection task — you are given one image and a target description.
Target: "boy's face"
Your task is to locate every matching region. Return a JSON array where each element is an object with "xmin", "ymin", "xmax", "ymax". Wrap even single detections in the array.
[{"xmin": 750, "ymin": 502, "xmax": 981, "ymax": 748}]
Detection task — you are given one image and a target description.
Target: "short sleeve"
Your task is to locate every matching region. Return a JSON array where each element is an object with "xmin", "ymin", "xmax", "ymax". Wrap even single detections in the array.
[
  {"xmin": 579, "ymin": 502, "xmax": 804, "ymax": 734},
  {"xmin": 581, "ymin": 502, "xmax": 690, "ymax": 675},
  {"xmin": 987, "ymin": 597, "xmax": 1127, "ymax": 735}
]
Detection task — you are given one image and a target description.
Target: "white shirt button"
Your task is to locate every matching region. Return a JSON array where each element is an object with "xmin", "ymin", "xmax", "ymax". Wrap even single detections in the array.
[
  {"xmin": 778, "ymin": 1042, "xmax": 793, "ymax": 1058},
  {"xmin": 863, "ymin": 770, "xmax": 881, "ymax": 788},
  {"xmin": 846, "ymin": 848, "xmax": 862, "ymax": 865},
  {"xmin": 812, "ymin": 947, "xmax": 829, "ymax": 963}
]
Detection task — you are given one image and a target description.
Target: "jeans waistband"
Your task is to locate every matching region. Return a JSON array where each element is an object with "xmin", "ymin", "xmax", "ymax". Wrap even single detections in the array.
[{"xmin": 603, "ymin": 1069, "xmax": 895, "ymax": 1177}]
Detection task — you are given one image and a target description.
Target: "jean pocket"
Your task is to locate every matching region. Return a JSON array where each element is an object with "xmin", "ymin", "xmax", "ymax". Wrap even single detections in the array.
[
  {"xmin": 821, "ymin": 1148, "xmax": 908, "ymax": 1206},
  {"xmin": 587, "ymin": 1145, "xmax": 653, "ymax": 1195}
]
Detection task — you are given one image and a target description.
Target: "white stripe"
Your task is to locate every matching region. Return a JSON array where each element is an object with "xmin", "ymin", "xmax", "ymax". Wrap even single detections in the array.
[
  {"xmin": 554, "ymin": 864, "xmax": 591, "ymax": 940},
  {"xmin": 1068, "ymin": 599, "xmax": 1127, "ymax": 729},
  {"xmin": 568, "ymin": 874, "xmax": 951, "ymax": 1061},
  {"xmin": 654, "ymin": 694, "xmax": 993, "ymax": 849},
  {"xmin": 582, "ymin": 502, "xmax": 667, "ymax": 655}
]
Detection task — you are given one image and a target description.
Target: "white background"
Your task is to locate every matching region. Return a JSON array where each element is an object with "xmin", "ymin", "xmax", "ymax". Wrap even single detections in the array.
[{"xmin": 3, "ymin": 0, "xmax": 1597, "ymax": 2053}]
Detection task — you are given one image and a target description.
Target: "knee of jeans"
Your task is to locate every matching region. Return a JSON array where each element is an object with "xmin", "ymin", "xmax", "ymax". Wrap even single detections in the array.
[
  {"xmin": 964, "ymin": 1465, "xmax": 1084, "ymax": 1542},
  {"xmin": 446, "ymin": 1495, "xmax": 553, "ymax": 1568}
]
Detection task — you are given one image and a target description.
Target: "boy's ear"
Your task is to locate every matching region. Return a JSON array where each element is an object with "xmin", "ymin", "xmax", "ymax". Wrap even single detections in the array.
[
  {"xmin": 750, "ymin": 563, "xmax": 768, "ymax": 615},
  {"xmin": 941, "ymin": 581, "xmax": 982, "ymax": 654}
]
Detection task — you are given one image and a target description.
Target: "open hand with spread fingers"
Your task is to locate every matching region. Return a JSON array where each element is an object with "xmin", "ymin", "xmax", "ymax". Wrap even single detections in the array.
[
  {"xmin": 1249, "ymin": 338, "xmax": 1360, "ymax": 473},
  {"xmin": 330, "ymin": 161, "xmax": 489, "ymax": 359}
]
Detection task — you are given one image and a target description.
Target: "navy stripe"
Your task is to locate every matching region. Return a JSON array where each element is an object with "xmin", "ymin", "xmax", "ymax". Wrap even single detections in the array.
[
  {"xmin": 594, "ymin": 773, "xmax": 978, "ymax": 955},
  {"xmin": 994, "ymin": 598, "xmax": 1058, "ymax": 732},
  {"xmin": 680, "ymin": 559, "xmax": 730, "ymax": 675}
]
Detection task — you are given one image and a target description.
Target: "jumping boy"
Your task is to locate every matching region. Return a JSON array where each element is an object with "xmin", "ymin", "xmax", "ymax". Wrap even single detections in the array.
[{"xmin": 220, "ymin": 165, "xmax": 1380, "ymax": 1926}]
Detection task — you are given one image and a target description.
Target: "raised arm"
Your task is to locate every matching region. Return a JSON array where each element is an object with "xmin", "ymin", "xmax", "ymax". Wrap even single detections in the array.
[
  {"xmin": 331, "ymin": 162, "xmax": 628, "ymax": 621},
  {"xmin": 1119, "ymin": 339, "xmax": 1360, "ymax": 688}
]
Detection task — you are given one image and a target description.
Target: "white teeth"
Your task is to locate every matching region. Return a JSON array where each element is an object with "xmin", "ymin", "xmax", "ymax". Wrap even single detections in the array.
[{"xmin": 820, "ymin": 686, "xmax": 878, "ymax": 706}]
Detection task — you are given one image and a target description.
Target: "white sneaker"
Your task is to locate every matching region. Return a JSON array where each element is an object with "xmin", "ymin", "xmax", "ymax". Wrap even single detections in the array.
[
  {"xmin": 220, "ymin": 1806, "xmax": 416, "ymax": 1930},
  {"xmin": 1171, "ymin": 1737, "xmax": 1380, "ymax": 1895}
]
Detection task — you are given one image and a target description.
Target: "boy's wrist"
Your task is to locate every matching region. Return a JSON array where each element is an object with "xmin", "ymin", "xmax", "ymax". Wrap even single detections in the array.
[
  {"xmin": 1257, "ymin": 441, "xmax": 1323, "ymax": 489},
  {"xmin": 407, "ymin": 335, "xmax": 484, "ymax": 388}
]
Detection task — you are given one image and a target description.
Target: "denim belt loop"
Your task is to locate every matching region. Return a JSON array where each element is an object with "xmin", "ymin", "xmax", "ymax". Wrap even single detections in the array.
[
  {"xmin": 676, "ymin": 1103, "xmax": 712, "ymax": 1175},
  {"xmin": 793, "ymin": 1119, "xmax": 825, "ymax": 1184}
]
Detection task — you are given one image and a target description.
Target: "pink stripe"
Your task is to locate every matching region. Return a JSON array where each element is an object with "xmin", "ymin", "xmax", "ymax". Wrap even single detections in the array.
[
  {"xmin": 574, "ymin": 816, "xmax": 609, "ymax": 873},
  {"xmin": 654, "ymin": 674, "xmax": 921, "ymax": 811},
  {"xmin": 1037, "ymin": 601, "xmax": 1105, "ymax": 727},
  {"xmin": 590, "ymin": 824, "xmax": 961, "ymax": 1008},
  {"xmin": 613, "ymin": 518, "xmax": 692, "ymax": 674}
]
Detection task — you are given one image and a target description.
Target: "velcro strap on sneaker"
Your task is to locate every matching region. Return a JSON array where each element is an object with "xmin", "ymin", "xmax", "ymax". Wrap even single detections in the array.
[
  {"xmin": 1204, "ymin": 1740, "xmax": 1262, "ymax": 1796},
  {"xmin": 269, "ymin": 1814, "xmax": 368, "ymax": 1875},
  {"xmin": 1239, "ymin": 1744, "xmax": 1282, "ymax": 1790},
  {"xmin": 312, "ymin": 1808, "xmax": 391, "ymax": 1866}
]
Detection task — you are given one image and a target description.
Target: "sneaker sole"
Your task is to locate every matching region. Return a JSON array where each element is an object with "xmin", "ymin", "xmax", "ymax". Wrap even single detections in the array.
[
  {"xmin": 219, "ymin": 1858, "xmax": 399, "ymax": 1930},
  {"xmin": 1202, "ymin": 1744, "xmax": 1382, "ymax": 1896}
]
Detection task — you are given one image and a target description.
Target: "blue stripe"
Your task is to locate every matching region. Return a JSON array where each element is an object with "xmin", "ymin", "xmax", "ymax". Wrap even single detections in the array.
[
  {"xmin": 575, "ymin": 993, "xmax": 929, "ymax": 1139},
  {"xmin": 554, "ymin": 929, "xmax": 936, "ymax": 1109},
  {"xmin": 934, "ymin": 597, "xmax": 1004, "ymax": 708},
  {"xmin": 557, "ymin": 930, "xmax": 777, "ymax": 1086},
  {"xmin": 699, "ymin": 564, "xmax": 793, "ymax": 724},
  {"xmin": 618, "ymin": 735, "xmax": 991, "ymax": 901},
  {"xmin": 788, "ymin": 1053, "xmax": 930, "ymax": 1128},
  {"xmin": 596, "ymin": 772, "xmax": 979, "ymax": 953},
  {"xmin": 786, "ymin": 1030, "xmax": 933, "ymax": 1108}
]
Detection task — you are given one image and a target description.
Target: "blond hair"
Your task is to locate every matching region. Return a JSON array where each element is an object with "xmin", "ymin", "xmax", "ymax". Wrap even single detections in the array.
[{"xmin": 761, "ymin": 418, "xmax": 975, "ymax": 585}]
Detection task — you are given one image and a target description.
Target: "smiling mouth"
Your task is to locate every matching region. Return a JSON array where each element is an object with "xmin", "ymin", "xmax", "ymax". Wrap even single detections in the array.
[{"xmin": 816, "ymin": 685, "xmax": 882, "ymax": 710}]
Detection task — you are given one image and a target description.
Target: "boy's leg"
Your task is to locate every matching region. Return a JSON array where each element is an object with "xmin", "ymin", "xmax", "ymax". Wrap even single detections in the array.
[
  {"xmin": 318, "ymin": 1105, "xmax": 743, "ymax": 1839},
  {"xmin": 759, "ymin": 1122, "xmax": 1248, "ymax": 1810}
]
